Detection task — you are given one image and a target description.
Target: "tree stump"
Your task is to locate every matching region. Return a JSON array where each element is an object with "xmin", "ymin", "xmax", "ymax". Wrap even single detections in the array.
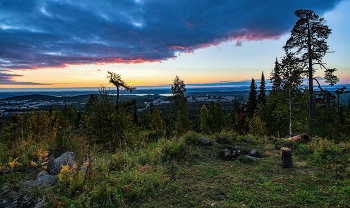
[{"xmin": 280, "ymin": 147, "xmax": 293, "ymax": 168}]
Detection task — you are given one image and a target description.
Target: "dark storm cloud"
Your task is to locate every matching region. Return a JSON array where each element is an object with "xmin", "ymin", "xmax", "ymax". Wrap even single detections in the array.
[{"xmin": 0, "ymin": 0, "xmax": 343, "ymax": 70}]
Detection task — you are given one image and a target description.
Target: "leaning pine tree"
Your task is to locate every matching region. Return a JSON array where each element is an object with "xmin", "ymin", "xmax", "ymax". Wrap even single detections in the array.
[{"xmin": 283, "ymin": 9, "xmax": 338, "ymax": 135}]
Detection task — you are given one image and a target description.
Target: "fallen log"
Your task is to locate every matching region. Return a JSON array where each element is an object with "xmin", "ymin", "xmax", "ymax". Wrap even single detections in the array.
[{"xmin": 283, "ymin": 133, "xmax": 310, "ymax": 143}]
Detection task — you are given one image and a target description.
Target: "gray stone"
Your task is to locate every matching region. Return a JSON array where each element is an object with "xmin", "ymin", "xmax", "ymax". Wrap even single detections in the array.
[
  {"xmin": 33, "ymin": 175, "xmax": 59, "ymax": 187},
  {"xmin": 34, "ymin": 198, "xmax": 45, "ymax": 208},
  {"xmin": 35, "ymin": 170, "xmax": 48, "ymax": 180},
  {"xmin": 224, "ymin": 149, "xmax": 230, "ymax": 157},
  {"xmin": 198, "ymin": 137, "xmax": 221, "ymax": 146},
  {"xmin": 241, "ymin": 155, "xmax": 257, "ymax": 161},
  {"xmin": 213, "ymin": 142, "xmax": 222, "ymax": 146},
  {"xmin": 49, "ymin": 152, "xmax": 76, "ymax": 175},
  {"xmin": 249, "ymin": 150, "xmax": 260, "ymax": 158},
  {"xmin": 199, "ymin": 137, "xmax": 214, "ymax": 144},
  {"xmin": 0, "ymin": 201, "xmax": 10, "ymax": 207}
]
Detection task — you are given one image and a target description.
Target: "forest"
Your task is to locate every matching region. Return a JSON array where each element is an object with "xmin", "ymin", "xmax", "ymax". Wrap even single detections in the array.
[{"xmin": 0, "ymin": 9, "xmax": 350, "ymax": 207}]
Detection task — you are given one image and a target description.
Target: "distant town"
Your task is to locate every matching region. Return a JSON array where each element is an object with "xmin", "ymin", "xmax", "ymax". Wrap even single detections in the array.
[
  {"xmin": 0, "ymin": 99, "xmax": 83, "ymax": 117},
  {"xmin": 0, "ymin": 95, "xmax": 235, "ymax": 116}
]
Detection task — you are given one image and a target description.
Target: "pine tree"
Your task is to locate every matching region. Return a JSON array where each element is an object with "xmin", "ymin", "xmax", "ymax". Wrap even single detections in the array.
[
  {"xmin": 247, "ymin": 78, "xmax": 258, "ymax": 118},
  {"xmin": 270, "ymin": 58, "xmax": 282, "ymax": 93},
  {"xmin": 199, "ymin": 105, "xmax": 209, "ymax": 134},
  {"xmin": 149, "ymin": 110, "xmax": 164, "ymax": 134},
  {"xmin": 213, "ymin": 102, "xmax": 225, "ymax": 132},
  {"xmin": 233, "ymin": 99, "xmax": 241, "ymax": 115},
  {"xmin": 170, "ymin": 76, "xmax": 191, "ymax": 135},
  {"xmin": 283, "ymin": 9, "xmax": 337, "ymax": 135},
  {"xmin": 258, "ymin": 71, "xmax": 266, "ymax": 105}
]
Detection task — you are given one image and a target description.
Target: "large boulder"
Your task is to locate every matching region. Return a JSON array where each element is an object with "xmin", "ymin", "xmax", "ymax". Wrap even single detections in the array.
[{"xmin": 49, "ymin": 152, "xmax": 76, "ymax": 175}]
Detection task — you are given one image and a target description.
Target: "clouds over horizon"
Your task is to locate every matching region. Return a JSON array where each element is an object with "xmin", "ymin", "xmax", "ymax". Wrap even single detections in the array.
[
  {"xmin": 0, "ymin": 72, "xmax": 51, "ymax": 85},
  {"xmin": 0, "ymin": 0, "xmax": 343, "ymax": 73}
]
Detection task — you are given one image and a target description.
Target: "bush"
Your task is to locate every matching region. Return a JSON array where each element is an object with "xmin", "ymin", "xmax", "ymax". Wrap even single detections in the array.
[
  {"xmin": 183, "ymin": 132, "xmax": 201, "ymax": 145},
  {"xmin": 236, "ymin": 134, "xmax": 258, "ymax": 145},
  {"xmin": 308, "ymin": 137, "xmax": 350, "ymax": 174},
  {"xmin": 274, "ymin": 139, "xmax": 298, "ymax": 150},
  {"xmin": 215, "ymin": 130, "xmax": 233, "ymax": 144}
]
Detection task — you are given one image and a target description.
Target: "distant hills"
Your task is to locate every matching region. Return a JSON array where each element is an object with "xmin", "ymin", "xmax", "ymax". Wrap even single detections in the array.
[{"xmin": 1, "ymin": 84, "xmax": 350, "ymax": 105}]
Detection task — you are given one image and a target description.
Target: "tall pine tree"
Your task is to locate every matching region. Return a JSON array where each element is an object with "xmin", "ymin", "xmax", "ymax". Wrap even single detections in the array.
[
  {"xmin": 258, "ymin": 71, "xmax": 266, "ymax": 105},
  {"xmin": 247, "ymin": 78, "xmax": 258, "ymax": 118},
  {"xmin": 283, "ymin": 9, "xmax": 336, "ymax": 135},
  {"xmin": 270, "ymin": 57, "xmax": 282, "ymax": 93}
]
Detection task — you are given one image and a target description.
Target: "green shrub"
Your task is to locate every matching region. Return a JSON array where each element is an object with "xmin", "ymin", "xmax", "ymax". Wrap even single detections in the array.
[
  {"xmin": 215, "ymin": 130, "xmax": 233, "ymax": 144},
  {"xmin": 110, "ymin": 166, "xmax": 168, "ymax": 203},
  {"xmin": 274, "ymin": 139, "xmax": 298, "ymax": 150},
  {"xmin": 308, "ymin": 137, "xmax": 350, "ymax": 174},
  {"xmin": 183, "ymin": 132, "xmax": 201, "ymax": 145},
  {"xmin": 236, "ymin": 134, "xmax": 258, "ymax": 145}
]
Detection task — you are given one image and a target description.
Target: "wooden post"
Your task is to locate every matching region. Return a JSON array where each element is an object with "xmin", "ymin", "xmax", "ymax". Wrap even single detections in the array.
[{"xmin": 280, "ymin": 147, "xmax": 293, "ymax": 168}]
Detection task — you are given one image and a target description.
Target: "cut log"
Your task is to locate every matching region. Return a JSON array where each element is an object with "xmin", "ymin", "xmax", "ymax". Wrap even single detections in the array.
[
  {"xmin": 280, "ymin": 147, "xmax": 292, "ymax": 168},
  {"xmin": 283, "ymin": 133, "xmax": 310, "ymax": 143}
]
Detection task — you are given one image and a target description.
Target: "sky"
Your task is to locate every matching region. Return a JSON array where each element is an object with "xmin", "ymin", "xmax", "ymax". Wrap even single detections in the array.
[{"xmin": 1, "ymin": 0, "xmax": 350, "ymax": 89}]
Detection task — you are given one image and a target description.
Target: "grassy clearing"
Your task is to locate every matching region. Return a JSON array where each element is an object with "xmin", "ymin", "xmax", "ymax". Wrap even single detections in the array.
[
  {"xmin": 130, "ymin": 142, "xmax": 349, "ymax": 208},
  {"xmin": 1, "ymin": 132, "xmax": 349, "ymax": 207}
]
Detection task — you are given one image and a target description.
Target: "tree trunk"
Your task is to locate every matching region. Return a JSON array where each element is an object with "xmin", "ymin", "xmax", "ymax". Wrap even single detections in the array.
[
  {"xmin": 116, "ymin": 87, "xmax": 120, "ymax": 106},
  {"xmin": 280, "ymin": 147, "xmax": 293, "ymax": 168},
  {"xmin": 307, "ymin": 19, "xmax": 313, "ymax": 136},
  {"xmin": 289, "ymin": 85, "xmax": 292, "ymax": 135}
]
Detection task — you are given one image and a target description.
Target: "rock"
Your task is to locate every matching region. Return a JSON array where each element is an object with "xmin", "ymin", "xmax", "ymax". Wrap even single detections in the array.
[
  {"xmin": 44, "ymin": 149, "xmax": 60, "ymax": 170},
  {"xmin": 224, "ymin": 149, "xmax": 231, "ymax": 157},
  {"xmin": 231, "ymin": 150, "xmax": 237, "ymax": 156},
  {"xmin": 34, "ymin": 198, "xmax": 45, "ymax": 208},
  {"xmin": 241, "ymin": 155, "xmax": 257, "ymax": 161},
  {"xmin": 49, "ymin": 152, "xmax": 76, "ymax": 175},
  {"xmin": 199, "ymin": 136, "xmax": 213, "ymax": 144},
  {"xmin": 35, "ymin": 170, "xmax": 48, "ymax": 180},
  {"xmin": 0, "ymin": 201, "xmax": 10, "ymax": 207},
  {"xmin": 249, "ymin": 150, "xmax": 260, "ymax": 158},
  {"xmin": 21, "ymin": 196, "xmax": 38, "ymax": 207},
  {"xmin": 33, "ymin": 175, "xmax": 59, "ymax": 187},
  {"xmin": 240, "ymin": 150, "xmax": 249, "ymax": 155}
]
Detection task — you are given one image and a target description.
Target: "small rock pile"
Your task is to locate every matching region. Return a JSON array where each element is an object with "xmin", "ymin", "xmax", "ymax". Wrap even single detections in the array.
[
  {"xmin": 218, "ymin": 147, "xmax": 260, "ymax": 161},
  {"xmin": 0, "ymin": 151, "xmax": 77, "ymax": 208}
]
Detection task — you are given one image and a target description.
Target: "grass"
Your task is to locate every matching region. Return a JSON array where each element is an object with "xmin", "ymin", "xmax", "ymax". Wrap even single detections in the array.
[
  {"xmin": 129, "ymin": 142, "xmax": 349, "ymax": 208},
  {"xmin": 1, "ymin": 133, "xmax": 349, "ymax": 207}
]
